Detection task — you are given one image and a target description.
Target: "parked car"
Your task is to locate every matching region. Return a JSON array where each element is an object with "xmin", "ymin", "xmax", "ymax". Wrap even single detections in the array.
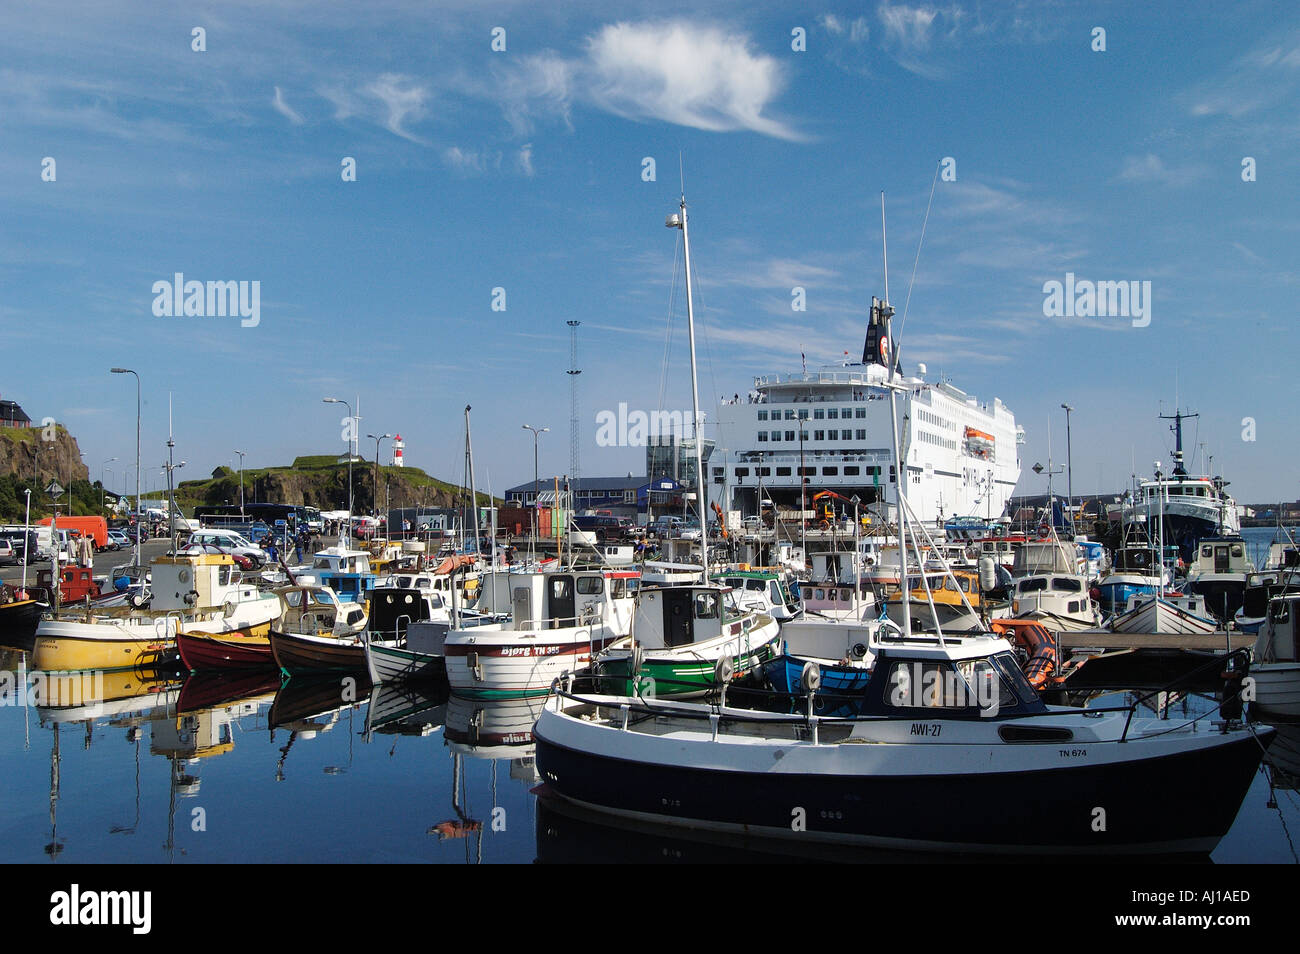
[
  {"xmin": 181, "ymin": 530, "xmax": 268, "ymax": 567},
  {"xmin": 0, "ymin": 539, "xmax": 15, "ymax": 566},
  {"xmin": 573, "ymin": 514, "xmax": 637, "ymax": 544}
]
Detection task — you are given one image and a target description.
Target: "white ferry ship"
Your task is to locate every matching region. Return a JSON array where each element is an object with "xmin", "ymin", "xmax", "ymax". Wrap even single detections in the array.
[{"xmin": 713, "ymin": 310, "xmax": 1022, "ymax": 525}]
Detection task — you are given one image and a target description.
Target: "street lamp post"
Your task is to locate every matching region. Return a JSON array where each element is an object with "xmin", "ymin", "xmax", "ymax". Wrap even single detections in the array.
[
  {"xmin": 1060, "ymin": 403, "xmax": 1074, "ymax": 534},
  {"xmin": 21, "ymin": 488, "xmax": 31, "ymax": 593},
  {"xmin": 101, "ymin": 458, "xmax": 117, "ymax": 510},
  {"xmin": 367, "ymin": 434, "xmax": 391, "ymax": 520},
  {"xmin": 323, "ymin": 398, "xmax": 354, "ymax": 546},
  {"xmin": 111, "ymin": 368, "xmax": 141, "ymax": 568},
  {"xmin": 522, "ymin": 425, "xmax": 548, "ymax": 542},
  {"xmin": 235, "ymin": 450, "xmax": 246, "ymax": 519}
]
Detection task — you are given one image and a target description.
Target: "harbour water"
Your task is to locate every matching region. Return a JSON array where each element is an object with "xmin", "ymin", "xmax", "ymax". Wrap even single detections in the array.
[{"xmin": 1, "ymin": 525, "xmax": 1294, "ymax": 864}]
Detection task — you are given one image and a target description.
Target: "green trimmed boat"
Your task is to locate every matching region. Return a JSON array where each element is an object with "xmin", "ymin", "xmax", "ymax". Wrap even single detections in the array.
[{"xmin": 592, "ymin": 583, "xmax": 781, "ymax": 697}]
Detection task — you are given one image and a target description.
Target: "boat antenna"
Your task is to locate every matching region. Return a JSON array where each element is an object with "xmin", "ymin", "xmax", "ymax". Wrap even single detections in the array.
[{"xmin": 897, "ymin": 159, "xmax": 940, "ymax": 343}]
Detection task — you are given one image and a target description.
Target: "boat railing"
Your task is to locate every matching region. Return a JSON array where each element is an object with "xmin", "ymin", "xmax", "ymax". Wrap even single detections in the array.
[{"xmin": 551, "ymin": 646, "xmax": 1254, "ymax": 744}]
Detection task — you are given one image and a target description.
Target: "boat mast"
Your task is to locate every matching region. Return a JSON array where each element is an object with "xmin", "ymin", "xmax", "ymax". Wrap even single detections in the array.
[
  {"xmin": 881, "ymin": 193, "xmax": 912, "ymax": 642},
  {"xmin": 667, "ymin": 195, "xmax": 708, "ymax": 584},
  {"xmin": 464, "ymin": 405, "xmax": 480, "ymax": 555}
]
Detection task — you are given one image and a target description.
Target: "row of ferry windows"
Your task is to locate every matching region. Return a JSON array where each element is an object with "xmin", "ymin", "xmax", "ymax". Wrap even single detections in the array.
[
  {"xmin": 757, "ymin": 407, "xmax": 868, "ymax": 422},
  {"xmin": 735, "ymin": 465, "xmax": 885, "ymax": 478},
  {"xmin": 757, "ymin": 429, "xmax": 868, "ymax": 443},
  {"xmin": 918, "ymin": 430, "xmax": 957, "ymax": 451},
  {"xmin": 917, "ymin": 408, "xmax": 955, "ymax": 430}
]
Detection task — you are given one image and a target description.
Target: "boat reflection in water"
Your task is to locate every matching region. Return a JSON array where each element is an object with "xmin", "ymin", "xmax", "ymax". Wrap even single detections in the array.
[
  {"xmin": 269, "ymin": 674, "xmax": 371, "ymax": 780},
  {"xmin": 445, "ymin": 694, "xmax": 544, "ymax": 782},
  {"xmin": 363, "ymin": 681, "xmax": 450, "ymax": 742}
]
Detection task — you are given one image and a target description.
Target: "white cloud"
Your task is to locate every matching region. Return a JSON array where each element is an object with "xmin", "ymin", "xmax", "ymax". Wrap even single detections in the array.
[
  {"xmin": 363, "ymin": 73, "xmax": 430, "ymax": 142},
  {"xmin": 272, "ymin": 86, "xmax": 304, "ymax": 125},
  {"xmin": 878, "ymin": 3, "xmax": 937, "ymax": 51},
  {"xmin": 517, "ymin": 143, "xmax": 534, "ymax": 177},
  {"xmin": 582, "ymin": 21, "xmax": 802, "ymax": 140},
  {"xmin": 496, "ymin": 20, "xmax": 803, "ymax": 141}
]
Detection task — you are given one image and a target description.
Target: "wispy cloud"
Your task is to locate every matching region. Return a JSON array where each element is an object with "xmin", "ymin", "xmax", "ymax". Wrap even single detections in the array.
[
  {"xmin": 272, "ymin": 86, "xmax": 304, "ymax": 125},
  {"xmin": 1115, "ymin": 153, "xmax": 1206, "ymax": 187}
]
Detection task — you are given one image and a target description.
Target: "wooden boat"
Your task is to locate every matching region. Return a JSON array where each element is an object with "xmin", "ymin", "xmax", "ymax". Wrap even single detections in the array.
[
  {"xmin": 177, "ymin": 629, "xmax": 274, "ymax": 671},
  {"xmin": 0, "ymin": 593, "xmax": 49, "ymax": 647},
  {"xmin": 265, "ymin": 583, "xmax": 368, "ymax": 675},
  {"xmin": 1108, "ymin": 592, "xmax": 1217, "ymax": 636}
]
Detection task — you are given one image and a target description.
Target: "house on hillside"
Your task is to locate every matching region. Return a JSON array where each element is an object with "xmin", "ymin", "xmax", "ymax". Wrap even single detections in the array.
[{"xmin": 0, "ymin": 397, "xmax": 32, "ymax": 429}]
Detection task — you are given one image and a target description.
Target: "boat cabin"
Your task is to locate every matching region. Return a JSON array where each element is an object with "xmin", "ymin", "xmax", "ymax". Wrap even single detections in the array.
[
  {"xmin": 856, "ymin": 634, "xmax": 1048, "ymax": 719},
  {"xmin": 1254, "ymin": 593, "xmax": 1300, "ymax": 664},
  {"xmin": 150, "ymin": 553, "xmax": 246, "ymax": 612},
  {"xmin": 36, "ymin": 565, "xmax": 102, "ymax": 604},
  {"xmin": 1011, "ymin": 574, "xmax": 1091, "ymax": 619},
  {"xmin": 274, "ymin": 585, "xmax": 366, "ymax": 637},
  {"xmin": 633, "ymin": 584, "xmax": 755, "ymax": 650},
  {"xmin": 713, "ymin": 570, "xmax": 798, "ymax": 619},
  {"xmin": 1011, "ymin": 539, "xmax": 1077, "ymax": 577},
  {"xmin": 308, "ymin": 547, "xmax": 376, "ymax": 602},
  {"xmin": 482, "ymin": 570, "xmax": 637, "ymax": 632},
  {"xmin": 1189, "ymin": 537, "xmax": 1252, "ymax": 577}
]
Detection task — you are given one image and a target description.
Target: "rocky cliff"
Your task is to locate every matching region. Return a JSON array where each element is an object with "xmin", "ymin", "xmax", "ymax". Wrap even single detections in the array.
[{"xmin": 0, "ymin": 425, "xmax": 90, "ymax": 485}]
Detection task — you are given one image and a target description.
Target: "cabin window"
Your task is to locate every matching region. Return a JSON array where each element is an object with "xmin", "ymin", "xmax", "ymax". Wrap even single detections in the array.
[
  {"xmin": 814, "ymin": 588, "xmax": 825, "ymax": 600},
  {"xmin": 886, "ymin": 662, "xmax": 976, "ymax": 709},
  {"xmin": 746, "ymin": 579, "xmax": 764, "ymax": 591},
  {"xmin": 757, "ymin": 432, "xmax": 768, "ymax": 442},
  {"xmin": 611, "ymin": 578, "xmax": 628, "ymax": 599},
  {"xmin": 823, "ymin": 466, "xmax": 838, "ymax": 476},
  {"xmin": 1271, "ymin": 601, "xmax": 1291, "ymax": 623},
  {"xmin": 814, "ymin": 430, "xmax": 825, "ymax": 441},
  {"xmin": 1051, "ymin": 578, "xmax": 1083, "ymax": 592},
  {"xmin": 1019, "ymin": 578, "xmax": 1047, "ymax": 593},
  {"xmin": 694, "ymin": 592, "xmax": 719, "ymax": 619},
  {"xmin": 991, "ymin": 652, "xmax": 1040, "ymax": 704},
  {"xmin": 844, "ymin": 466, "xmax": 859, "ymax": 476},
  {"xmin": 827, "ymin": 588, "xmax": 837, "ymax": 601},
  {"xmin": 856, "ymin": 408, "xmax": 866, "ymax": 419},
  {"xmin": 784, "ymin": 410, "xmax": 795, "ymax": 420},
  {"xmin": 576, "ymin": 576, "xmax": 603, "ymax": 595},
  {"xmin": 757, "ymin": 410, "xmax": 768, "ymax": 421},
  {"xmin": 827, "ymin": 408, "xmax": 838, "ymax": 419},
  {"xmin": 828, "ymin": 430, "xmax": 839, "ymax": 441},
  {"xmin": 956, "ymin": 658, "xmax": 1016, "ymax": 710},
  {"xmin": 1232, "ymin": 545, "xmax": 1243, "ymax": 558},
  {"xmin": 1201, "ymin": 546, "xmax": 1212, "ymax": 558},
  {"xmin": 759, "ymin": 467, "xmax": 771, "ymax": 477},
  {"xmin": 814, "ymin": 408, "xmax": 825, "ymax": 420},
  {"xmin": 777, "ymin": 467, "xmax": 792, "ymax": 477},
  {"xmin": 735, "ymin": 467, "xmax": 751, "ymax": 477},
  {"xmin": 798, "ymin": 409, "xmax": 809, "ymax": 421},
  {"xmin": 856, "ymin": 429, "xmax": 867, "ymax": 440},
  {"xmin": 784, "ymin": 432, "xmax": 795, "ymax": 443}
]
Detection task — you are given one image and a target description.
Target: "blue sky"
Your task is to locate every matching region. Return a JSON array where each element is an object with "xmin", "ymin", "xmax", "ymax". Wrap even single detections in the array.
[{"xmin": 3, "ymin": 0, "xmax": 1297, "ymax": 505}]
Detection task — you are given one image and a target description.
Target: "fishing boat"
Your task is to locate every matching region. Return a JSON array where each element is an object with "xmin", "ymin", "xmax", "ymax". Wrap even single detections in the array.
[
  {"xmin": 267, "ymin": 584, "xmax": 370, "ymax": 674},
  {"xmin": 297, "ymin": 546, "xmax": 376, "ymax": 604},
  {"xmin": 1009, "ymin": 572, "xmax": 1102, "ymax": 631},
  {"xmin": 884, "ymin": 568, "xmax": 1002, "ymax": 633},
  {"xmin": 0, "ymin": 586, "xmax": 49, "ymax": 646},
  {"xmin": 591, "ymin": 581, "xmax": 781, "ymax": 697},
  {"xmin": 443, "ymin": 568, "xmax": 639, "ymax": 698},
  {"xmin": 711, "ymin": 568, "xmax": 800, "ymax": 621},
  {"xmin": 1108, "ymin": 591, "xmax": 1218, "ymax": 636},
  {"xmin": 1184, "ymin": 536, "xmax": 1253, "ymax": 624},
  {"xmin": 31, "ymin": 552, "xmax": 281, "ymax": 672},
  {"xmin": 536, "ymin": 629, "xmax": 1270, "ymax": 855},
  {"xmin": 1249, "ymin": 592, "xmax": 1300, "ymax": 717}
]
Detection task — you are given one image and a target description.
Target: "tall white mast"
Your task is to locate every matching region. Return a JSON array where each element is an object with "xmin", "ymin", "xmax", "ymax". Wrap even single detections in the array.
[
  {"xmin": 882, "ymin": 192, "xmax": 912, "ymax": 641},
  {"xmin": 667, "ymin": 195, "xmax": 708, "ymax": 583}
]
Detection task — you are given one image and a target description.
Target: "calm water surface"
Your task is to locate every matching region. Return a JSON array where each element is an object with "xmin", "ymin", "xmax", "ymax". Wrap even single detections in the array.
[{"xmin": 2, "ymin": 524, "xmax": 1296, "ymax": 864}]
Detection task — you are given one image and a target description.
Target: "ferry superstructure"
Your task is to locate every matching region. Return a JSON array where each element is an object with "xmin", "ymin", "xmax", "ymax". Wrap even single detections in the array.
[{"xmin": 713, "ymin": 358, "xmax": 1021, "ymax": 526}]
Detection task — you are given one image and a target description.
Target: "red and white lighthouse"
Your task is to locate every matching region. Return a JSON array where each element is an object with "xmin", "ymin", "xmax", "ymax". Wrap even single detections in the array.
[{"xmin": 392, "ymin": 434, "xmax": 404, "ymax": 467}]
